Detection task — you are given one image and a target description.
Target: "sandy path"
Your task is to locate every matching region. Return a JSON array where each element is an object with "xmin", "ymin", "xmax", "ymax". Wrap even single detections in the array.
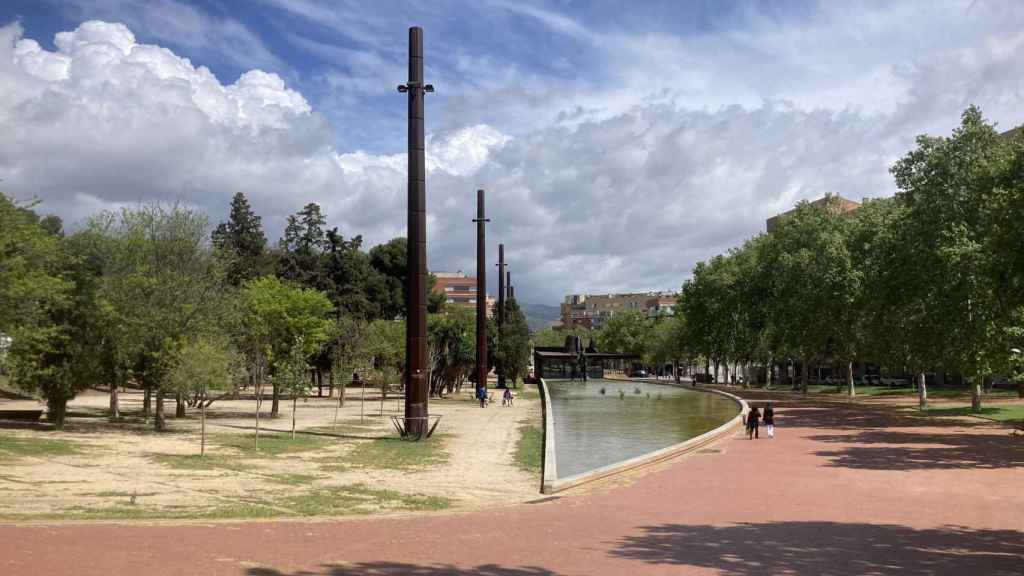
[{"xmin": 0, "ymin": 385, "xmax": 541, "ymax": 517}]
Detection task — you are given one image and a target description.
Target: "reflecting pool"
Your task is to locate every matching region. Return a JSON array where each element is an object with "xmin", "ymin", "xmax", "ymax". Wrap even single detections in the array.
[{"xmin": 546, "ymin": 379, "xmax": 738, "ymax": 478}]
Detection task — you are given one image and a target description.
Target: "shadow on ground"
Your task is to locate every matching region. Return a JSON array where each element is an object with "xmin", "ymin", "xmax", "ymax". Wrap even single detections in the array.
[
  {"xmin": 809, "ymin": 428, "xmax": 1024, "ymax": 470},
  {"xmin": 611, "ymin": 521, "xmax": 1023, "ymax": 576},
  {"xmin": 727, "ymin": 394, "xmax": 1024, "ymax": 470},
  {"xmin": 248, "ymin": 563, "xmax": 561, "ymax": 576}
]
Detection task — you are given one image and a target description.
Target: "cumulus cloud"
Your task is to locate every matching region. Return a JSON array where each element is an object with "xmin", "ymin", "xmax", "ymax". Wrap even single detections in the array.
[{"xmin": 1, "ymin": 6, "xmax": 1024, "ymax": 305}]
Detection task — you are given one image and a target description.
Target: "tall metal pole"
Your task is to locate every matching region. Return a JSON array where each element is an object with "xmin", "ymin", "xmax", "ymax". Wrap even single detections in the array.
[
  {"xmin": 496, "ymin": 243, "xmax": 506, "ymax": 388},
  {"xmin": 398, "ymin": 27, "xmax": 433, "ymax": 438},
  {"xmin": 473, "ymin": 190, "xmax": 489, "ymax": 398},
  {"xmin": 506, "ymin": 271, "xmax": 511, "ymax": 299}
]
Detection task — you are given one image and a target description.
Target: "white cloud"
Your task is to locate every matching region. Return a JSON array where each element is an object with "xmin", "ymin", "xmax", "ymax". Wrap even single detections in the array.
[{"xmin": 1, "ymin": 4, "xmax": 1024, "ymax": 306}]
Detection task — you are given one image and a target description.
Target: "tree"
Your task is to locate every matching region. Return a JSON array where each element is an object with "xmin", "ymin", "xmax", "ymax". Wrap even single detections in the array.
[
  {"xmin": 757, "ymin": 200, "xmax": 858, "ymax": 392},
  {"xmin": 364, "ymin": 319, "xmax": 405, "ymax": 414},
  {"xmin": 891, "ymin": 107, "xmax": 1012, "ymax": 411},
  {"xmin": 85, "ymin": 205, "xmax": 228, "ymax": 431},
  {"xmin": 275, "ymin": 336, "xmax": 313, "ymax": 439},
  {"xmin": 277, "ymin": 202, "xmax": 328, "ymax": 288},
  {"xmin": 427, "ymin": 308, "xmax": 475, "ymax": 396},
  {"xmin": 369, "ymin": 238, "xmax": 407, "ymax": 320},
  {"xmin": 0, "ymin": 194, "xmax": 69, "ymax": 335},
  {"xmin": 0, "ymin": 195, "xmax": 87, "ymax": 429},
  {"xmin": 649, "ymin": 314, "xmax": 689, "ymax": 381},
  {"xmin": 597, "ymin": 310, "xmax": 652, "ymax": 359},
  {"xmin": 531, "ymin": 326, "xmax": 592, "ymax": 348},
  {"xmin": 212, "ymin": 192, "xmax": 268, "ymax": 286},
  {"xmin": 494, "ymin": 299, "xmax": 531, "ymax": 387},
  {"xmin": 166, "ymin": 334, "xmax": 240, "ymax": 454},
  {"xmin": 240, "ymin": 275, "xmax": 335, "ymax": 427}
]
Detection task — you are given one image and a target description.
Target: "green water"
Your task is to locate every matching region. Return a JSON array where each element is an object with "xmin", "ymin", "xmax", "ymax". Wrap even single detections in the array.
[{"xmin": 547, "ymin": 379, "xmax": 738, "ymax": 479}]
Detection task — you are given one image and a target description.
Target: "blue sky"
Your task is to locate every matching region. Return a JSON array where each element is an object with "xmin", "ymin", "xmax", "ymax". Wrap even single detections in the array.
[{"xmin": 1, "ymin": 1, "xmax": 1022, "ymax": 304}]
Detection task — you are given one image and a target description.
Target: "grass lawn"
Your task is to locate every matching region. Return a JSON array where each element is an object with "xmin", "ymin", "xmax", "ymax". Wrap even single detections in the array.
[
  {"xmin": 802, "ymin": 383, "xmax": 1021, "ymax": 400},
  {"xmin": 924, "ymin": 404, "xmax": 1024, "ymax": 425},
  {"xmin": 341, "ymin": 433, "xmax": 449, "ymax": 471},
  {"xmin": 0, "ymin": 433, "xmax": 87, "ymax": 462},
  {"xmin": 513, "ymin": 422, "xmax": 543, "ymax": 474}
]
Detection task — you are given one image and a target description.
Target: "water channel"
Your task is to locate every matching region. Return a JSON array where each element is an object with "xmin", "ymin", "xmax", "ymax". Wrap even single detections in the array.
[{"xmin": 546, "ymin": 379, "xmax": 738, "ymax": 479}]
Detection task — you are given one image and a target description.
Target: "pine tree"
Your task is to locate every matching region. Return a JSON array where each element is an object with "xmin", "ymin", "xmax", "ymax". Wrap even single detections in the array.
[{"xmin": 212, "ymin": 193, "xmax": 267, "ymax": 286}]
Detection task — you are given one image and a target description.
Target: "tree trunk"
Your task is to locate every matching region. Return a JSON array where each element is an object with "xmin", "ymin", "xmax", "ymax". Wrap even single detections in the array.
[
  {"xmin": 971, "ymin": 372, "xmax": 982, "ymax": 412},
  {"xmin": 917, "ymin": 372, "xmax": 928, "ymax": 410},
  {"xmin": 175, "ymin": 393, "xmax": 186, "ymax": 418},
  {"xmin": 847, "ymin": 360, "xmax": 855, "ymax": 397},
  {"xmin": 292, "ymin": 396, "xmax": 297, "ymax": 439},
  {"xmin": 801, "ymin": 357, "xmax": 809, "ymax": 393},
  {"xmin": 271, "ymin": 382, "xmax": 280, "ymax": 417},
  {"xmin": 143, "ymin": 387, "xmax": 152, "ymax": 420},
  {"xmin": 154, "ymin": 390, "xmax": 166, "ymax": 431},
  {"xmin": 201, "ymin": 390, "xmax": 207, "ymax": 457},
  {"xmin": 109, "ymin": 380, "xmax": 120, "ymax": 421},
  {"xmin": 765, "ymin": 360, "xmax": 773, "ymax": 389},
  {"xmin": 47, "ymin": 397, "xmax": 68, "ymax": 430}
]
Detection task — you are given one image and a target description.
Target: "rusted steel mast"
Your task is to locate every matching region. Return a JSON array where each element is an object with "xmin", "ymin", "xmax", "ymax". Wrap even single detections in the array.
[
  {"xmin": 473, "ymin": 189, "xmax": 489, "ymax": 397},
  {"xmin": 496, "ymin": 243, "xmax": 506, "ymax": 388},
  {"xmin": 398, "ymin": 27, "xmax": 433, "ymax": 437}
]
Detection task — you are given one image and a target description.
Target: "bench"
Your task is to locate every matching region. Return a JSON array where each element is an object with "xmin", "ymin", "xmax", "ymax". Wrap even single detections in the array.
[{"xmin": 0, "ymin": 409, "xmax": 43, "ymax": 421}]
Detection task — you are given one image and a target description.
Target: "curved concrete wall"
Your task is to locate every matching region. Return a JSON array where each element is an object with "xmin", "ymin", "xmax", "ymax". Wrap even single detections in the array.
[{"xmin": 539, "ymin": 379, "xmax": 748, "ymax": 494}]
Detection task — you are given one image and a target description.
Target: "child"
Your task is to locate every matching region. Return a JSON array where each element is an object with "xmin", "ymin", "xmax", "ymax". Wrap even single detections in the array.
[{"xmin": 503, "ymin": 388, "xmax": 514, "ymax": 407}]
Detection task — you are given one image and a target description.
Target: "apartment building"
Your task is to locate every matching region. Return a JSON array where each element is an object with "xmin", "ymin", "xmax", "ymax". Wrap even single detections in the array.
[
  {"xmin": 766, "ymin": 192, "xmax": 861, "ymax": 233},
  {"xmin": 560, "ymin": 291, "xmax": 677, "ymax": 330},
  {"xmin": 431, "ymin": 271, "xmax": 495, "ymax": 317}
]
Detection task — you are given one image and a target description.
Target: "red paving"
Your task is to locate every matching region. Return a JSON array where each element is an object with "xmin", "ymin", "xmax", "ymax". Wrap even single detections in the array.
[{"xmin": 2, "ymin": 393, "xmax": 1022, "ymax": 575}]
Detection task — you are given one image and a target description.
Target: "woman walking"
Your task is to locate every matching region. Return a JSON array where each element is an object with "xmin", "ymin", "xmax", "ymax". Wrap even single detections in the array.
[
  {"xmin": 746, "ymin": 405, "xmax": 761, "ymax": 439},
  {"xmin": 763, "ymin": 403, "xmax": 775, "ymax": 438}
]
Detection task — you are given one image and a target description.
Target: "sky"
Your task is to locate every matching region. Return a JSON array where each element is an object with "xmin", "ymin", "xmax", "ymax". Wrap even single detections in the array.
[{"xmin": 1, "ymin": 1, "xmax": 1023, "ymax": 306}]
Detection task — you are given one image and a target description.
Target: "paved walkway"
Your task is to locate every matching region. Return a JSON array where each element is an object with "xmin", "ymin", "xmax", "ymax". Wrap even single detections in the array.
[{"xmin": 2, "ymin": 393, "xmax": 1022, "ymax": 575}]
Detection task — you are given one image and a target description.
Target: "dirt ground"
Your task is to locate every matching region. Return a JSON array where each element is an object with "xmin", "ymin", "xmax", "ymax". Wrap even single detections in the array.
[{"xmin": 0, "ymin": 384, "xmax": 541, "ymax": 520}]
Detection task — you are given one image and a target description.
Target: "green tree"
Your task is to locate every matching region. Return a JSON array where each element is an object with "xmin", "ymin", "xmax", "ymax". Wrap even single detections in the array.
[
  {"xmin": 494, "ymin": 299, "xmax": 531, "ymax": 387},
  {"xmin": 212, "ymin": 192, "xmax": 268, "ymax": 286},
  {"xmin": 166, "ymin": 334, "xmax": 241, "ymax": 454},
  {"xmin": 275, "ymin": 335, "xmax": 313, "ymax": 438},
  {"xmin": 597, "ymin": 309, "xmax": 652, "ymax": 359},
  {"xmin": 427, "ymin": 308, "xmax": 475, "ymax": 396},
  {"xmin": 277, "ymin": 202, "xmax": 328, "ymax": 288},
  {"xmin": 531, "ymin": 326, "xmax": 593, "ymax": 348},
  {"xmin": 364, "ymin": 319, "xmax": 405, "ymax": 413},
  {"xmin": 891, "ymin": 107, "xmax": 1012, "ymax": 411},
  {"xmin": 759, "ymin": 199, "xmax": 859, "ymax": 392},
  {"xmin": 0, "ymin": 195, "xmax": 93, "ymax": 429},
  {"xmin": 0, "ymin": 195, "xmax": 69, "ymax": 335},
  {"xmin": 88, "ymin": 205, "xmax": 228, "ymax": 430},
  {"xmin": 240, "ymin": 275, "xmax": 335, "ymax": 427},
  {"xmin": 369, "ymin": 238, "xmax": 407, "ymax": 319}
]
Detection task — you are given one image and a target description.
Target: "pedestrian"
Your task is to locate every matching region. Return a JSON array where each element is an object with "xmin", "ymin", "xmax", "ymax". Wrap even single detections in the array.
[
  {"xmin": 503, "ymin": 388, "xmax": 514, "ymax": 407},
  {"xmin": 478, "ymin": 386, "xmax": 487, "ymax": 408},
  {"xmin": 746, "ymin": 405, "xmax": 760, "ymax": 439},
  {"xmin": 763, "ymin": 402, "xmax": 775, "ymax": 439}
]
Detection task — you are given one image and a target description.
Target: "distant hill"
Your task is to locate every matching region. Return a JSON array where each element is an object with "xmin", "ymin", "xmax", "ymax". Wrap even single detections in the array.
[{"xmin": 520, "ymin": 303, "xmax": 561, "ymax": 332}]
